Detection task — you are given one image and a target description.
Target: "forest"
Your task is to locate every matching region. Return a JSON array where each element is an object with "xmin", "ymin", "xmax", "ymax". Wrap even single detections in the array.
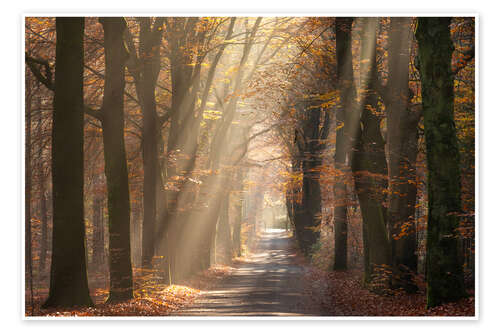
[{"xmin": 24, "ymin": 16, "xmax": 475, "ymax": 317}]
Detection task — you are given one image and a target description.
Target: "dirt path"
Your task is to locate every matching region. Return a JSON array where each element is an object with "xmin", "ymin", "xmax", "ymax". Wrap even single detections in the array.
[{"xmin": 173, "ymin": 229, "xmax": 327, "ymax": 316}]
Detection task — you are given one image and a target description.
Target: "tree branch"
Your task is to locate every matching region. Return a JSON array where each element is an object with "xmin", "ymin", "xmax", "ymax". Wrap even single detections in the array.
[
  {"xmin": 25, "ymin": 54, "xmax": 54, "ymax": 91},
  {"xmin": 26, "ymin": 54, "xmax": 103, "ymax": 122}
]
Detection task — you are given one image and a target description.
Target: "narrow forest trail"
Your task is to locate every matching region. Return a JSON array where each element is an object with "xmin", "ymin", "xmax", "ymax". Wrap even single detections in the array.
[{"xmin": 173, "ymin": 229, "xmax": 328, "ymax": 316}]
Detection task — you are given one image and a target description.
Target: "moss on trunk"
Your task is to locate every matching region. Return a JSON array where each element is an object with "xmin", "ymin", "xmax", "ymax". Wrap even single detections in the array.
[{"xmin": 416, "ymin": 17, "xmax": 466, "ymax": 308}]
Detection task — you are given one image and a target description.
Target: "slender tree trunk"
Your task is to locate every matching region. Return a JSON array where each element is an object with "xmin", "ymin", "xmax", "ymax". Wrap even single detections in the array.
[
  {"xmin": 140, "ymin": 26, "xmax": 159, "ymax": 270},
  {"xmin": 123, "ymin": 19, "xmax": 162, "ymax": 271},
  {"xmin": 216, "ymin": 191, "xmax": 232, "ymax": 265},
  {"xmin": 39, "ymin": 187, "xmax": 48, "ymax": 274},
  {"xmin": 232, "ymin": 170, "xmax": 244, "ymax": 257},
  {"xmin": 416, "ymin": 17, "xmax": 466, "ymax": 308},
  {"xmin": 288, "ymin": 157, "xmax": 301, "ymax": 240},
  {"xmin": 333, "ymin": 17, "xmax": 354, "ymax": 270},
  {"xmin": 92, "ymin": 195, "xmax": 104, "ymax": 266},
  {"xmin": 36, "ymin": 89, "xmax": 49, "ymax": 275},
  {"xmin": 195, "ymin": 173, "xmax": 227, "ymax": 270},
  {"xmin": 351, "ymin": 18, "xmax": 391, "ymax": 287},
  {"xmin": 294, "ymin": 101, "xmax": 329, "ymax": 256},
  {"xmin": 25, "ymin": 73, "xmax": 34, "ymax": 312},
  {"xmin": 333, "ymin": 149, "xmax": 348, "ymax": 269},
  {"xmin": 386, "ymin": 17, "xmax": 419, "ymax": 292},
  {"xmin": 132, "ymin": 206, "xmax": 142, "ymax": 267},
  {"xmin": 300, "ymin": 160, "xmax": 323, "ymax": 255},
  {"xmin": 99, "ymin": 17, "xmax": 133, "ymax": 302},
  {"xmin": 43, "ymin": 17, "xmax": 93, "ymax": 308}
]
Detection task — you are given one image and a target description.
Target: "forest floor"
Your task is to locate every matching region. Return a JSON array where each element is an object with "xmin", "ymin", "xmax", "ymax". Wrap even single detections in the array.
[
  {"xmin": 301, "ymin": 259, "xmax": 475, "ymax": 317},
  {"xmin": 25, "ymin": 229, "xmax": 475, "ymax": 317},
  {"xmin": 25, "ymin": 259, "xmax": 236, "ymax": 317}
]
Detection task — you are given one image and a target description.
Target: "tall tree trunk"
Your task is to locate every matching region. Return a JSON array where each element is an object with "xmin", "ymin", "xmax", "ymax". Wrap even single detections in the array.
[
  {"xmin": 99, "ymin": 17, "xmax": 134, "ymax": 302},
  {"xmin": 351, "ymin": 18, "xmax": 391, "ymax": 287},
  {"xmin": 288, "ymin": 156, "xmax": 302, "ymax": 240},
  {"xmin": 216, "ymin": 190, "xmax": 232, "ymax": 265},
  {"xmin": 139, "ymin": 18, "xmax": 162, "ymax": 270},
  {"xmin": 300, "ymin": 160, "xmax": 323, "ymax": 255},
  {"xmin": 195, "ymin": 173, "xmax": 227, "ymax": 271},
  {"xmin": 333, "ymin": 17, "xmax": 354, "ymax": 270},
  {"xmin": 132, "ymin": 206, "xmax": 142, "ymax": 267},
  {"xmin": 39, "ymin": 186, "xmax": 48, "ymax": 274},
  {"xmin": 156, "ymin": 19, "xmax": 202, "ymax": 282},
  {"xmin": 294, "ymin": 101, "xmax": 329, "ymax": 256},
  {"xmin": 25, "ymin": 72, "xmax": 34, "ymax": 311},
  {"xmin": 36, "ymin": 88, "xmax": 49, "ymax": 275},
  {"xmin": 386, "ymin": 17, "xmax": 419, "ymax": 292},
  {"xmin": 122, "ymin": 18, "xmax": 164, "ymax": 271},
  {"xmin": 232, "ymin": 169, "xmax": 244, "ymax": 257},
  {"xmin": 43, "ymin": 17, "xmax": 93, "ymax": 308},
  {"xmin": 416, "ymin": 17, "xmax": 466, "ymax": 308},
  {"xmin": 92, "ymin": 195, "xmax": 104, "ymax": 266}
]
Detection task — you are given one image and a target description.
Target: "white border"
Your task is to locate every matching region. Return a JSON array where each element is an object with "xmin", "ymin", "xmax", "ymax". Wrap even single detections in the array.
[{"xmin": 18, "ymin": 9, "xmax": 479, "ymax": 324}]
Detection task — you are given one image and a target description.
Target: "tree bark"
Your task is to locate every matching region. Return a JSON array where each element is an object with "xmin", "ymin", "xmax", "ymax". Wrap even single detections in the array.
[
  {"xmin": 416, "ymin": 17, "xmax": 466, "ymax": 308},
  {"xmin": 123, "ymin": 18, "xmax": 165, "ymax": 270},
  {"xmin": 92, "ymin": 195, "xmax": 104, "ymax": 266},
  {"xmin": 333, "ymin": 17, "xmax": 354, "ymax": 270},
  {"xmin": 351, "ymin": 18, "xmax": 391, "ymax": 287},
  {"xmin": 293, "ymin": 100, "xmax": 329, "ymax": 256},
  {"xmin": 25, "ymin": 71, "xmax": 34, "ymax": 311},
  {"xmin": 36, "ymin": 89, "xmax": 49, "ymax": 275},
  {"xmin": 386, "ymin": 17, "xmax": 419, "ymax": 292},
  {"xmin": 300, "ymin": 158, "xmax": 323, "ymax": 255},
  {"xmin": 232, "ymin": 169, "xmax": 244, "ymax": 257},
  {"xmin": 39, "ymin": 185, "xmax": 48, "ymax": 274},
  {"xmin": 216, "ymin": 191, "xmax": 232, "ymax": 265},
  {"xmin": 43, "ymin": 17, "xmax": 93, "ymax": 308},
  {"xmin": 138, "ymin": 18, "xmax": 163, "ymax": 270},
  {"xmin": 99, "ymin": 17, "xmax": 134, "ymax": 302}
]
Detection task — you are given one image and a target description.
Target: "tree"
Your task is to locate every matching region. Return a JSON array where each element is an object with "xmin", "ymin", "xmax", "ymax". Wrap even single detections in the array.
[
  {"xmin": 43, "ymin": 17, "xmax": 93, "ymax": 308},
  {"xmin": 198, "ymin": 17, "xmax": 263, "ymax": 267},
  {"xmin": 25, "ymin": 66, "xmax": 34, "ymax": 311},
  {"xmin": 161, "ymin": 17, "xmax": 210, "ymax": 282},
  {"xmin": 351, "ymin": 17, "xmax": 391, "ymax": 287},
  {"xmin": 124, "ymin": 17, "xmax": 165, "ymax": 269},
  {"xmin": 99, "ymin": 17, "xmax": 134, "ymax": 302},
  {"xmin": 232, "ymin": 167, "xmax": 245, "ymax": 257},
  {"xmin": 293, "ymin": 100, "xmax": 330, "ymax": 255},
  {"xmin": 92, "ymin": 189, "xmax": 105, "ymax": 266},
  {"xmin": 35, "ymin": 89, "xmax": 50, "ymax": 275},
  {"xmin": 416, "ymin": 17, "xmax": 466, "ymax": 308},
  {"xmin": 333, "ymin": 17, "xmax": 354, "ymax": 270},
  {"xmin": 385, "ymin": 17, "xmax": 419, "ymax": 292}
]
